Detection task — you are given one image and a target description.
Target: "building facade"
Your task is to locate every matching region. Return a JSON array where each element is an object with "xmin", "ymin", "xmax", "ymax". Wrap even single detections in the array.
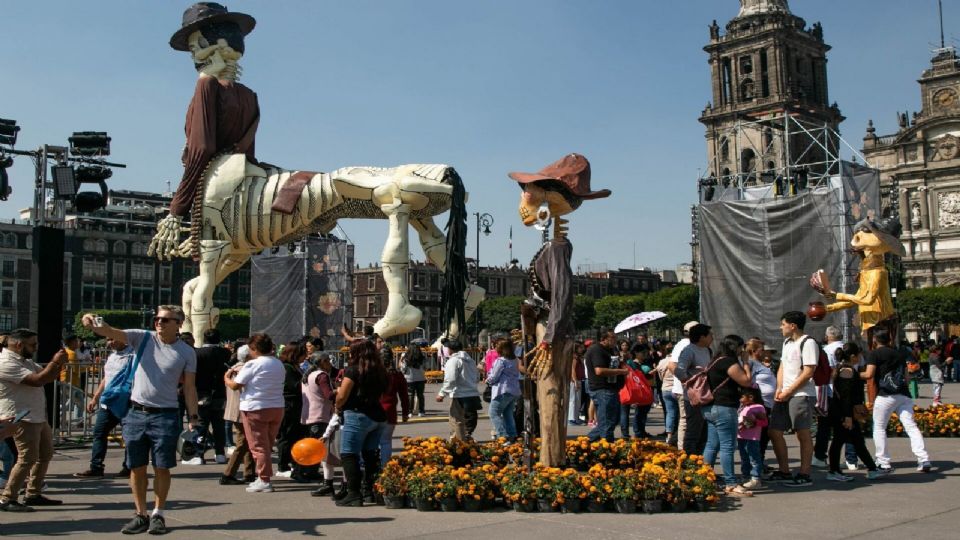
[
  {"xmin": 862, "ymin": 47, "xmax": 960, "ymax": 288},
  {"xmin": 1, "ymin": 189, "xmax": 250, "ymax": 333}
]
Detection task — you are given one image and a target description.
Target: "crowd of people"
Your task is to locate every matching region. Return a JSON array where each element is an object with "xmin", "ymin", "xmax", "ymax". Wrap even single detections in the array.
[{"xmin": 0, "ymin": 305, "xmax": 948, "ymax": 532}]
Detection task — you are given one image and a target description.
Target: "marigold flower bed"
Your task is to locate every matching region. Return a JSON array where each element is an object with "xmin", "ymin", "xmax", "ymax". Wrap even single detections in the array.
[
  {"xmin": 375, "ymin": 437, "xmax": 719, "ymax": 513},
  {"xmin": 887, "ymin": 403, "xmax": 960, "ymax": 437}
]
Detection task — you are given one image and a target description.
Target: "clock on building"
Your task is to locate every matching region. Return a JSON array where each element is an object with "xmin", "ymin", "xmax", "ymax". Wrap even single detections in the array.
[{"xmin": 934, "ymin": 88, "xmax": 958, "ymax": 110}]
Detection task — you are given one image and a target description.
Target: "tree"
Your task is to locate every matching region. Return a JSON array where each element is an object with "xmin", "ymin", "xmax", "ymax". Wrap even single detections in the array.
[
  {"xmin": 897, "ymin": 287, "xmax": 960, "ymax": 338},
  {"xmin": 592, "ymin": 295, "xmax": 646, "ymax": 331},
  {"xmin": 645, "ymin": 285, "xmax": 699, "ymax": 335},
  {"xmin": 572, "ymin": 295, "xmax": 596, "ymax": 332}
]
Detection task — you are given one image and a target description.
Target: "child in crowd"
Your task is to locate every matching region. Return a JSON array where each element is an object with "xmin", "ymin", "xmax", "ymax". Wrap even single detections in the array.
[
  {"xmin": 737, "ymin": 386, "xmax": 767, "ymax": 490},
  {"xmin": 928, "ymin": 346, "xmax": 946, "ymax": 406},
  {"xmin": 826, "ymin": 342, "xmax": 883, "ymax": 482}
]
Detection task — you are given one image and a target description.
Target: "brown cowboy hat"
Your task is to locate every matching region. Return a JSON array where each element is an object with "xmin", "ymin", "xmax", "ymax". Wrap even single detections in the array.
[
  {"xmin": 169, "ymin": 2, "xmax": 256, "ymax": 52},
  {"xmin": 508, "ymin": 153, "xmax": 611, "ymax": 200}
]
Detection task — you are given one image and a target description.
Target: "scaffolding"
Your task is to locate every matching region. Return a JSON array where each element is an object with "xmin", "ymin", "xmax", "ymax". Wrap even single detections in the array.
[
  {"xmin": 692, "ymin": 112, "xmax": 883, "ymax": 346},
  {"xmin": 697, "ymin": 110, "xmax": 871, "ymax": 202}
]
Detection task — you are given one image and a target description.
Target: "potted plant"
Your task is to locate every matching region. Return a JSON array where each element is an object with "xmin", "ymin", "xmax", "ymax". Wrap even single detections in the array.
[
  {"xmin": 376, "ymin": 461, "xmax": 408, "ymax": 509},
  {"xmin": 531, "ymin": 466, "xmax": 562, "ymax": 512},
  {"xmin": 608, "ymin": 469, "xmax": 637, "ymax": 514},
  {"xmin": 554, "ymin": 469, "xmax": 586, "ymax": 513},
  {"xmin": 584, "ymin": 464, "xmax": 612, "ymax": 512},
  {"xmin": 406, "ymin": 465, "xmax": 440, "ymax": 511},
  {"xmin": 499, "ymin": 465, "xmax": 536, "ymax": 512},
  {"xmin": 638, "ymin": 464, "xmax": 667, "ymax": 513},
  {"xmin": 435, "ymin": 467, "xmax": 459, "ymax": 511}
]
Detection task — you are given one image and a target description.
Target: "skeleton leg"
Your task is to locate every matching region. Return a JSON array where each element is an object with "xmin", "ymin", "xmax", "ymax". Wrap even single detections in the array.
[
  {"xmin": 411, "ymin": 217, "xmax": 485, "ymax": 339},
  {"xmin": 374, "ymin": 203, "xmax": 422, "ymax": 338},
  {"xmin": 185, "ymin": 240, "xmax": 241, "ymax": 339}
]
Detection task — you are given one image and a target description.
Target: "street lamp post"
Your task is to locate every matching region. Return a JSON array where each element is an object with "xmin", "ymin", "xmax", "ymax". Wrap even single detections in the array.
[{"xmin": 474, "ymin": 212, "xmax": 493, "ymax": 347}]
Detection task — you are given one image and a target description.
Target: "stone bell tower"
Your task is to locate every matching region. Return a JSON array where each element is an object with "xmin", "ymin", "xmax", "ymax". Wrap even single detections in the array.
[{"xmin": 699, "ymin": 0, "xmax": 844, "ymax": 185}]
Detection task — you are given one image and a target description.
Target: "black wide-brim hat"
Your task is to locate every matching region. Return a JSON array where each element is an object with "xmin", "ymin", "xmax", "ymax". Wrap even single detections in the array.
[
  {"xmin": 170, "ymin": 2, "xmax": 256, "ymax": 51},
  {"xmin": 854, "ymin": 217, "xmax": 906, "ymax": 257}
]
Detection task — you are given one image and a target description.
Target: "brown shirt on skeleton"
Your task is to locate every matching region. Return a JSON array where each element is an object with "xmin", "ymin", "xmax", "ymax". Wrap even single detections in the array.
[{"xmin": 169, "ymin": 75, "xmax": 260, "ymax": 216}]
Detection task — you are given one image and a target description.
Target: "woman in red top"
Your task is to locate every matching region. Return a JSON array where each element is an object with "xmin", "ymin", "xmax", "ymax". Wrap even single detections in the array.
[{"xmin": 378, "ymin": 353, "xmax": 410, "ymax": 468}]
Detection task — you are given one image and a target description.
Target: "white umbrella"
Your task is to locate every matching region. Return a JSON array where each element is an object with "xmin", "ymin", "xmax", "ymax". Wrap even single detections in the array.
[{"xmin": 614, "ymin": 311, "xmax": 667, "ymax": 334}]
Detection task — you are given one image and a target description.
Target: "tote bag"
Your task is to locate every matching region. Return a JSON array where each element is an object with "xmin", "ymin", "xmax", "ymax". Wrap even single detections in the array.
[{"xmin": 100, "ymin": 335, "xmax": 150, "ymax": 419}]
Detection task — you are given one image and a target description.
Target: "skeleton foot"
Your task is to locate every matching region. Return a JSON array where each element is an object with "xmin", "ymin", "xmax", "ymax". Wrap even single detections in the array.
[{"xmin": 374, "ymin": 298, "xmax": 422, "ymax": 338}]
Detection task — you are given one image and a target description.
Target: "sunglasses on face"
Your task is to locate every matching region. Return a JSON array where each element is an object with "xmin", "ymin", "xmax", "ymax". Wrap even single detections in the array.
[{"xmin": 154, "ymin": 317, "xmax": 180, "ymax": 325}]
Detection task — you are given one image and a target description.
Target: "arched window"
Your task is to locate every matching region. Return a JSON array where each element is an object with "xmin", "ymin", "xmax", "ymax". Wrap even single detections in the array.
[
  {"xmin": 739, "ymin": 79, "xmax": 755, "ymax": 102},
  {"xmin": 3, "ymin": 233, "xmax": 16, "ymax": 248},
  {"xmin": 113, "ymin": 240, "xmax": 127, "ymax": 255},
  {"xmin": 720, "ymin": 138, "xmax": 730, "ymax": 162},
  {"xmin": 95, "ymin": 239, "xmax": 108, "ymax": 253},
  {"xmin": 83, "ymin": 238, "xmax": 96, "ymax": 252},
  {"xmin": 131, "ymin": 242, "xmax": 147, "ymax": 256}
]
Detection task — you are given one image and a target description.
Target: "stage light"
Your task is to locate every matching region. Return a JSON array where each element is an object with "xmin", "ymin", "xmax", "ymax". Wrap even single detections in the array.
[
  {"xmin": 0, "ymin": 156, "xmax": 12, "ymax": 200},
  {"xmin": 51, "ymin": 165, "xmax": 77, "ymax": 199},
  {"xmin": 0, "ymin": 118, "xmax": 19, "ymax": 146},
  {"xmin": 68, "ymin": 131, "xmax": 111, "ymax": 157},
  {"xmin": 72, "ymin": 165, "xmax": 112, "ymax": 212}
]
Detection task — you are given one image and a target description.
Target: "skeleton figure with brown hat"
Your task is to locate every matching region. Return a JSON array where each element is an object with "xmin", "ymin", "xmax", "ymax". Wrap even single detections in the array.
[{"xmin": 509, "ymin": 153, "xmax": 611, "ymax": 466}]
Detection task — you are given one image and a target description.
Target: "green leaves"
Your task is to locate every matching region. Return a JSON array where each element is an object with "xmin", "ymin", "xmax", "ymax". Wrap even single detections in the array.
[{"xmin": 897, "ymin": 287, "xmax": 960, "ymax": 337}]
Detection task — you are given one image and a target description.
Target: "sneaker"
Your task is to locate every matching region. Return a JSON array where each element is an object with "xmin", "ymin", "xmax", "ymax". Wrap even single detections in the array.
[
  {"xmin": 811, "ymin": 457, "xmax": 828, "ymax": 468},
  {"xmin": 121, "ymin": 514, "xmax": 150, "ymax": 534},
  {"xmin": 417, "ymin": 413, "xmax": 425, "ymax": 417},
  {"xmin": 918, "ymin": 461, "xmax": 932, "ymax": 473},
  {"xmin": 215, "ymin": 454, "xmax": 228, "ymax": 464},
  {"xmin": 825, "ymin": 472, "xmax": 854, "ymax": 482},
  {"xmin": 764, "ymin": 470, "xmax": 793, "ymax": 482},
  {"xmin": 245, "ymin": 479, "xmax": 275, "ymax": 493},
  {"xmin": 181, "ymin": 457, "xmax": 203, "ymax": 466},
  {"xmin": 219, "ymin": 475, "xmax": 246, "ymax": 486},
  {"xmin": 782, "ymin": 474, "xmax": 813, "ymax": 487},
  {"xmin": 242, "ymin": 474, "xmax": 257, "ymax": 483},
  {"xmin": 724, "ymin": 484, "xmax": 753, "ymax": 497},
  {"xmin": 741, "ymin": 478, "xmax": 762, "ymax": 490},
  {"xmin": 116, "ymin": 468, "xmax": 131, "ymax": 479},
  {"xmin": 274, "ymin": 470, "xmax": 292, "ymax": 479},
  {"xmin": 866, "ymin": 469, "xmax": 884, "ymax": 480},
  {"xmin": 0, "ymin": 499, "xmax": 35, "ymax": 512},
  {"xmin": 22, "ymin": 495, "xmax": 62, "ymax": 506},
  {"xmin": 877, "ymin": 465, "xmax": 895, "ymax": 475},
  {"xmin": 845, "ymin": 461, "xmax": 859, "ymax": 471},
  {"xmin": 74, "ymin": 468, "xmax": 105, "ymax": 478},
  {"xmin": 148, "ymin": 514, "xmax": 167, "ymax": 535}
]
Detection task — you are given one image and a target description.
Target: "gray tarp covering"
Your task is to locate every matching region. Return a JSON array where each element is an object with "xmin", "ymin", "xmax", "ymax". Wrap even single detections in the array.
[
  {"xmin": 698, "ymin": 164, "xmax": 879, "ymax": 350},
  {"xmin": 250, "ymin": 236, "xmax": 354, "ymax": 347}
]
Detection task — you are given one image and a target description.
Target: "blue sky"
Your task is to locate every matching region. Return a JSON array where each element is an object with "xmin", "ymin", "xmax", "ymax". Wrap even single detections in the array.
[{"xmin": 0, "ymin": 0, "xmax": 951, "ymax": 272}]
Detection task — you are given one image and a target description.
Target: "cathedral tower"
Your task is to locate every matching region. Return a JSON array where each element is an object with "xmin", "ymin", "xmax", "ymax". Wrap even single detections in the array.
[{"xmin": 699, "ymin": 0, "xmax": 844, "ymax": 187}]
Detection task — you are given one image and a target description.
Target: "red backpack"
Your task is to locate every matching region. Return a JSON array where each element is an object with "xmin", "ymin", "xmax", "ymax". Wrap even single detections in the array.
[{"xmin": 796, "ymin": 337, "xmax": 833, "ymax": 385}]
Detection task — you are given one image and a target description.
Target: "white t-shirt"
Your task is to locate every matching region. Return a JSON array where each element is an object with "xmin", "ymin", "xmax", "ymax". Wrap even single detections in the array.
[
  {"xmin": 234, "ymin": 355, "xmax": 285, "ymax": 411},
  {"xmin": 669, "ymin": 338, "xmax": 691, "ymax": 395},
  {"xmin": 780, "ymin": 335, "xmax": 819, "ymax": 398},
  {"xmin": 125, "ymin": 330, "xmax": 197, "ymax": 409}
]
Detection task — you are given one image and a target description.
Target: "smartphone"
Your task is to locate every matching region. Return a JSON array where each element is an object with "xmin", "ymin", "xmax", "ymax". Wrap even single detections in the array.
[{"xmin": 13, "ymin": 409, "xmax": 30, "ymax": 423}]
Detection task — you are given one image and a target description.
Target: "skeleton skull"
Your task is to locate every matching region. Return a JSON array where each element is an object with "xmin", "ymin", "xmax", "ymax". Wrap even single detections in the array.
[
  {"xmin": 517, "ymin": 184, "xmax": 577, "ymax": 227},
  {"xmin": 188, "ymin": 30, "xmax": 242, "ymax": 78}
]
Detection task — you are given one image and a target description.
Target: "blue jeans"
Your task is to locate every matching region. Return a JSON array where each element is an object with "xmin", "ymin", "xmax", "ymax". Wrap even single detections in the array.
[
  {"xmin": 587, "ymin": 389, "xmax": 620, "ymax": 442},
  {"xmin": 738, "ymin": 438, "xmax": 762, "ymax": 479},
  {"xmin": 122, "ymin": 409, "xmax": 181, "ymax": 470},
  {"xmin": 489, "ymin": 393, "xmax": 519, "ymax": 438},
  {"xmin": 702, "ymin": 404, "xmax": 739, "ymax": 487},
  {"xmin": 662, "ymin": 392, "xmax": 680, "ymax": 436},
  {"xmin": 0, "ymin": 438, "xmax": 13, "ymax": 480},
  {"xmin": 619, "ymin": 404, "xmax": 652, "ymax": 438},
  {"xmin": 379, "ymin": 422, "xmax": 396, "ymax": 467},
  {"xmin": 90, "ymin": 406, "xmax": 126, "ymax": 471},
  {"xmin": 340, "ymin": 410, "xmax": 385, "ymax": 455}
]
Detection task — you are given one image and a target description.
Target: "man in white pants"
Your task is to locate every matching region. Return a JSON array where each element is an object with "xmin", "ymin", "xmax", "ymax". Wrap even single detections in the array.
[{"xmin": 865, "ymin": 328, "xmax": 931, "ymax": 473}]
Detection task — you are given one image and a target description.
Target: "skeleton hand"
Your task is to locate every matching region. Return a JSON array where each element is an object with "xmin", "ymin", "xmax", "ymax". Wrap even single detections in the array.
[
  {"xmin": 526, "ymin": 343, "xmax": 553, "ymax": 381},
  {"xmin": 149, "ymin": 214, "xmax": 187, "ymax": 261}
]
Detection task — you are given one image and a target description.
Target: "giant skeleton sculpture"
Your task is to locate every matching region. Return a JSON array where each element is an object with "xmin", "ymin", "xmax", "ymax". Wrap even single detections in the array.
[
  {"xmin": 149, "ymin": 3, "xmax": 481, "ymax": 339},
  {"xmin": 509, "ymin": 154, "xmax": 610, "ymax": 466}
]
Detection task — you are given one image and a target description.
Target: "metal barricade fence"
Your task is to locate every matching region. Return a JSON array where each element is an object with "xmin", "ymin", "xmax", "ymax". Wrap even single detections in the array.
[{"xmin": 51, "ymin": 352, "xmax": 114, "ymax": 446}]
